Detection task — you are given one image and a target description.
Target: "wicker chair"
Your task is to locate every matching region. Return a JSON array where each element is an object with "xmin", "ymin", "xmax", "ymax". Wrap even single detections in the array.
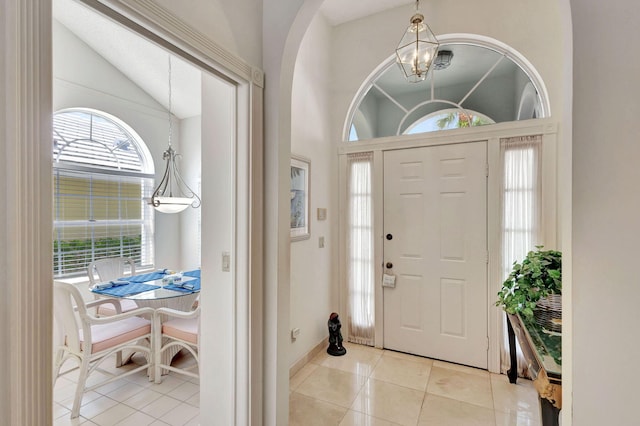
[
  {"xmin": 87, "ymin": 257, "xmax": 139, "ymax": 316},
  {"xmin": 53, "ymin": 281, "xmax": 154, "ymax": 419},
  {"xmin": 154, "ymin": 306, "xmax": 200, "ymax": 383}
]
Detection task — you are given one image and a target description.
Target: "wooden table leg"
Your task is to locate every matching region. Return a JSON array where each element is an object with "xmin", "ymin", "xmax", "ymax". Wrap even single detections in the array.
[{"xmin": 506, "ymin": 313, "xmax": 518, "ymax": 384}]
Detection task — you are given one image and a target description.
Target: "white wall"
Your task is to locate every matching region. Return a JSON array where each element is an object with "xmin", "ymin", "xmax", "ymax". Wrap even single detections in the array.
[
  {"xmin": 53, "ymin": 20, "xmax": 187, "ymax": 269},
  {"xmin": 179, "ymin": 115, "xmax": 202, "ymax": 270},
  {"xmin": 289, "ymin": 13, "xmax": 335, "ymax": 366},
  {"xmin": 153, "ymin": 0, "xmax": 262, "ymax": 67},
  {"xmin": 199, "ymin": 73, "xmax": 236, "ymax": 426},
  {"xmin": 572, "ymin": 0, "xmax": 640, "ymax": 423}
]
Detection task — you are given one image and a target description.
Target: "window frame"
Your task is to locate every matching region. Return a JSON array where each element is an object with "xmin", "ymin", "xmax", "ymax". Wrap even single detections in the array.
[{"xmin": 52, "ymin": 108, "xmax": 155, "ymax": 278}]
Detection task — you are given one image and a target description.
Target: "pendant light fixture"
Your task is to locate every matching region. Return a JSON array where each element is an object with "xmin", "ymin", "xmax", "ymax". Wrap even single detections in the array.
[
  {"xmin": 150, "ymin": 55, "xmax": 201, "ymax": 214},
  {"xmin": 395, "ymin": 0, "xmax": 440, "ymax": 83}
]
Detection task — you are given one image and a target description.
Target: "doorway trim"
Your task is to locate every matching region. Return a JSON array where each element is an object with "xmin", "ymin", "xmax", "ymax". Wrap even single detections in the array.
[{"xmin": 338, "ymin": 118, "xmax": 558, "ymax": 374}]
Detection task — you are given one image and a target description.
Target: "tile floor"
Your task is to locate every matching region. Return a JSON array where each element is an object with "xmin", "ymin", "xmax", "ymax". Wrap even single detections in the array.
[
  {"xmin": 54, "ymin": 343, "xmax": 542, "ymax": 425},
  {"xmin": 290, "ymin": 343, "xmax": 542, "ymax": 426}
]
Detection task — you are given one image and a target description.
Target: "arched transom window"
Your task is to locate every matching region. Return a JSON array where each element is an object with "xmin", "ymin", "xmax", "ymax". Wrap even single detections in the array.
[
  {"xmin": 53, "ymin": 109, "xmax": 155, "ymax": 277},
  {"xmin": 346, "ymin": 38, "xmax": 549, "ymax": 141}
]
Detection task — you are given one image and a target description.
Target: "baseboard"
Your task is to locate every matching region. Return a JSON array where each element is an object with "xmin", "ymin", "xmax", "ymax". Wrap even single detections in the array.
[{"xmin": 290, "ymin": 338, "xmax": 326, "ymax": 378}]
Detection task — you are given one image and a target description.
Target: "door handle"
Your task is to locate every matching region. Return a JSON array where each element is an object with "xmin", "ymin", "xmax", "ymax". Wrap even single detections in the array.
[{"xmin": 386, "ymin": 262, "xmax": 393, "ymax": 269}]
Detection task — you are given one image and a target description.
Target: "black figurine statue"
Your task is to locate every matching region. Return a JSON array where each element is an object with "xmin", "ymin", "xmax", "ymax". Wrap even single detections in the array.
[{"xmin": 327, "ymin": 312, "xmax": 347, "ymax": 356}]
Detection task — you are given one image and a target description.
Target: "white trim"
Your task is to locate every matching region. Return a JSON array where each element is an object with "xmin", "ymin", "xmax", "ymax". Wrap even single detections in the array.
[{"xmin": 2, "ymin": 0, "xmax": 53, "ymax": 423}]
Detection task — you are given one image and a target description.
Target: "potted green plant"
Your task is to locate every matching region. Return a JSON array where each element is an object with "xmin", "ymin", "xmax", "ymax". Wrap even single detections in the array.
[{"xmin": 496, "ymin": 246, "xmax": 562, "ymax": 322}]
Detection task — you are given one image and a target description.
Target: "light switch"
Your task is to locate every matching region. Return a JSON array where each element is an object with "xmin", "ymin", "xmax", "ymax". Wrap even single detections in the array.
[
  {"xmin": 319, "ymin": 236, "xmax": 325, "ymax": 248},
  {"xmin": 222, "ymin": 252, "xmax": 230, "ymax": 272}
]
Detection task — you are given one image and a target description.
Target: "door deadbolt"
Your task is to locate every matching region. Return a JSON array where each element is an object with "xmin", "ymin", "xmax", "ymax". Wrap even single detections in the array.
[
  {"xmin": 386, "ymin": 233, "xmax": 393, "ymax": 240},
  {"xmin": 386, "ymin": 262, "xmax": 393, "ymax": 269}
]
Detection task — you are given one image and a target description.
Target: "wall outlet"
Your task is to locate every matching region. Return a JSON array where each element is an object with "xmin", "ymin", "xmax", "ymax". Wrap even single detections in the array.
[
  {"xmin": 319, "ymin": 236, "xmax": 325, "ymax": 248},
  {"xmin": 291, "ymin": 328, "xmax": 301, "ymax": 340}
]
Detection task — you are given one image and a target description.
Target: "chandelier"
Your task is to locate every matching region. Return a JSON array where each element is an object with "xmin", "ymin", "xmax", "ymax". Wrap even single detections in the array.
[
  {"xmin": 395, "ymin": 0, "xmax": 440, "ymax": 83},
  {"xmin": 150, "ymin": 55, "xmax": 201, "ymax": 214}
]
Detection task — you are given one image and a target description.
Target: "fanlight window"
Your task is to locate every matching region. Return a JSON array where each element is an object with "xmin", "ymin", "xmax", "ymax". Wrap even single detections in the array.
[
  {"xmin": 347, "ymin": 42, "xmax": 546, "ymax": 141},
  {"xmin": 53, "ymin": 109, "xmax": 155, "ymax": 277}
]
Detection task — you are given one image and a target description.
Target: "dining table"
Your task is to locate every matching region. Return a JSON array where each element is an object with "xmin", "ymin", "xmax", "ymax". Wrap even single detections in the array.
[{"xmin": 91, "ymin": 268, "xmax": 201, "ymax": 377}]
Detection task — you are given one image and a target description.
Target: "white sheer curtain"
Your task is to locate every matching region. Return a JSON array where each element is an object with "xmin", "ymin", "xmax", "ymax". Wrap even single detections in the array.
[
  {"xmin": 499, "ymin": 135, "xmax": 543, "ymax": 375},
  {"xmin": 346, "ymin": 152, "xmax": 375, "ymax": 345}
]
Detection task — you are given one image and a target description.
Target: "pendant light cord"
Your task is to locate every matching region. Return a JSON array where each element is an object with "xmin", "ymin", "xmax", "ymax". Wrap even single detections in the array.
[{"xmin": 168, "ymin": 55, "xmax": 172, "ymax": 148}]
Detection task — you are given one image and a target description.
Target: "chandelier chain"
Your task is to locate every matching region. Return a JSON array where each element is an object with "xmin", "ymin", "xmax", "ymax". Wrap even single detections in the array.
[{"xmin": 168, "ymin": 55, "xmax": 172, "ymax": 148}]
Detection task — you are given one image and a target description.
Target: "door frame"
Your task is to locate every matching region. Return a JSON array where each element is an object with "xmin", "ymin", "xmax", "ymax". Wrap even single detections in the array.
[{"xmin": 338, "ymin": 118, "xmax": 558, "ymax": 374}]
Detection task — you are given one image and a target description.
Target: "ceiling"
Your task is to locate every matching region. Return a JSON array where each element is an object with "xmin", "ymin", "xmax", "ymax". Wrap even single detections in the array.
[
  {"xmin": 53, "ymin": 0, "xmax": 201, "ymax": 119},
  {"xmin": 53, "ymin": 0, "xmax": 484, "ymax": 119},
  {"xmin": 319, "ymin": 0, "xmax": 413, "ymax": 26},
  {"xmin": 54, "ymin": 0, "xmax": 410, "ymax": 118}
]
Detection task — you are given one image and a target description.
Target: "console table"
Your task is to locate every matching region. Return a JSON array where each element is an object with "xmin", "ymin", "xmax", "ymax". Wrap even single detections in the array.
[{"xmin": 506, "ymin": 313, "xmax": 561, "ymax": 426}]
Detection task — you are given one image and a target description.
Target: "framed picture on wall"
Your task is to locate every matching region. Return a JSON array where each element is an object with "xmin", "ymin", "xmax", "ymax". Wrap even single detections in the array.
[{"xmin": 290, "ymin": 155, "xmax": 310, "ymax": 241}]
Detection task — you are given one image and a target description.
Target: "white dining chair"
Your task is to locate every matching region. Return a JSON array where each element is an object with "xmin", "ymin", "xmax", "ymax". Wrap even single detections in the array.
[
  {"xmin": 53, "ymin": 281, "xmax": 155, "ymax": 419},
  {"xmin": 153, "ymin": 306, "xmax": 200, "ymax": 383},
  {"xmin": 87, "ymin": 257, "xmax": 139, "ymax": 316}
]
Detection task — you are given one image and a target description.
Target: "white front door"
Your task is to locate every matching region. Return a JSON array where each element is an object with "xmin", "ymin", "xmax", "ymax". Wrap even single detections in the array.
[{"xmin": 383, "ymin": 142, "xmax": 488, "ymax": 369}]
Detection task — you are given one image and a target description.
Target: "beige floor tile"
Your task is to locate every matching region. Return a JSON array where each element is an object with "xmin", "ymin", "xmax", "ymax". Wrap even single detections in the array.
[
  {"xmin": 183, "ymin": 415, "xmax": 200, "ymax": 426},
  {"xmin": 491, "ymin": 374, "xmax": 541, "ymax": 420},
  {"xmin": 57, "ymin": 391, "xmax": 103, "ymax": 411},
  {"xmin": 339, "ymin": 409, "xmax": 402, "ymax": 426},
  {"xmin": 113, "ymin": 411, "xmax": 156, "ymax": 426},
  {"xmin": 90, "ymin": 403, "xmax": 137, "ymax": 426},
  {"xmin": 119, "ymin": 388, "xmax": 164, "ymax": 410},
  {"xmin": 150, "ymin": 375, "xmax": 187, "ymax": 394},
  {"xmin": 290, "ymin": 362, "xmax": 320, "ymax": 391},
  {"xmin": 432, "ymin": 360, "xmax": 490, "ymax": 378},
  {"xmin": 417, "ymin": 393, "xmax": 495, "ymax": 426},
  {"xmin": 427, "ymin": 366, "xmax": 493, "ymax": 409},
  {"xmin": 495, "ymin": 410, "xmax": 542, "ymax": 426},
  {"xmin": 78, "ymin": 395, "xmax": 120, "ymax": 420},
  {"xmin": 297, "ymin": 366, "xmax": 367, "ymax": 408},
  {"xmin": 53, "ymin": 415, "xmax": 92, "ymax": 425},
  {"xmin": 185, "ymin": 393, "xmax": 200, "ymax": 408},
  {"xmin": 350, "ymin": 378, "xmax": 425, "ymax": 426},
  {"xmin": 166, "ymin": 381, "xmax": 200, "ymax": 401},
  {"xmin": 289, "ymin": 392, "xmax": 348, "ymax": 426},
  {"xmin": 382, "ymin": 350, "xmax": 434, "ymax": 366},
  {"xmin": 138, "ymin": 395, "xmax": 183, "ymax": 418},
  {"xmin": 158, "ymin": 402, "xmax": 200, "ymax": 426},
  {"xmin": 313, "ymin": 345, "xmax": 383, "ymax": 377},
  {"xmin": 371, "ymin": 355, "xmax": 432, "ymax": 391},
  {"xmin": 105, "ymin": 382, "xmax": 148, "ymax": 403}
]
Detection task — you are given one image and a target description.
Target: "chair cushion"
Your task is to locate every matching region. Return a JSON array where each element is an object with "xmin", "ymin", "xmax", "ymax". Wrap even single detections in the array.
[
  {"xmin": 163, "ymin": 318, "xmax": 198, "ymax": 345},
  {"xmin": 97, "ymin": 299, "xmax": 140, "ymax": 317},
  {"xmin": 80, "ymin": 316, "xmax": 151, "ymax": 354}
]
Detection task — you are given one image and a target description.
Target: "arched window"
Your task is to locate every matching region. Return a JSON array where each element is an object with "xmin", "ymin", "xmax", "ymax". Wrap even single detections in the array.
[
  {"xmin": 53, "ymin": 108, "xmax": 155, "ymax": 277},
  {"xmin": 346, "ymin": 37, "xmax": 549, "ymax": 141}
]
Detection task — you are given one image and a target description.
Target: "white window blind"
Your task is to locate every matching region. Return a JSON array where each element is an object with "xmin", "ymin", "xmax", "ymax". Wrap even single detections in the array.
[
  {"xmin": 347, "ymin": 152, "xmax": 375, "ymax": 346},
  {"xmin": 53, "ymin": 110, "xmax": 155, "ymax": 278}
]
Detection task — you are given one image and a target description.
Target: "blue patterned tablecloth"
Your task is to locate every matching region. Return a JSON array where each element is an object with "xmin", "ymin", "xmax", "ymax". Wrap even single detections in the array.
[
  {"xmin": 92, "ymin": 282, "xmax": 160, "ymax": 297},
  {"xmin": 122, "ymin": 270, "xmax": 168, "ymax": 283}
]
